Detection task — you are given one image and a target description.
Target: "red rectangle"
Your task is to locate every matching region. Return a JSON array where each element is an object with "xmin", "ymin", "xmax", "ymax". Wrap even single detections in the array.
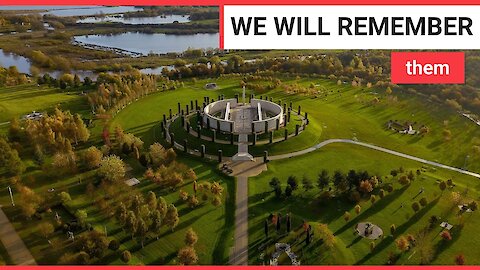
[{"xmin": 391, "ymin": 52, "xmax": 464, "ymax": 84}]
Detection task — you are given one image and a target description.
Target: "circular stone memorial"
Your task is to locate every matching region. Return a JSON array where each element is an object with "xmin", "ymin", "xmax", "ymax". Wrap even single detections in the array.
[
  {"xmin": 203, "ymin": 98, "xmax": 284, "ymax": 134},
  {"xmin": 355, "ymin": 222, "xmax": 383, "ymax": 240}
]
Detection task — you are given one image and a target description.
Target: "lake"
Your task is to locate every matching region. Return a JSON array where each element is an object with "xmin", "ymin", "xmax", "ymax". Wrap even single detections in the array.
[
  {"xmin": 74, "ymin": 32, "xmax": 219, "ymax": 55},
  {"xmin": 0, "ymin": 49, "xmax": 175, "ymax": 78},
  {"xmin": 77, "ymin": 14, "xmax": 190, "ymax": 25}
]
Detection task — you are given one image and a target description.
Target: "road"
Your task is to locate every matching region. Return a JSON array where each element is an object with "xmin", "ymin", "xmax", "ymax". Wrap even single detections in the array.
[
  {"xmin": 270, "ymin": 139, "xmax": 480, "ymax": 178},
  {"xmin": 0, "ymin": 207, "xmax": 36, "ymax": 265}
]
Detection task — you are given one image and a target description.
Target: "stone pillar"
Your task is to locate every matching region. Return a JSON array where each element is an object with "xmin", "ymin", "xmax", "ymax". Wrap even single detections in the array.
[
  {"xmin": 160, "ymin": 121, "xmax": 164, "ymax": 133},
  {"xmin": 253, "ymin": 134, "xmax": 257, "ymax": 146},
  {"xmin": 269, "ymin": 131, "xmax": 274, "ymax": 144},
  {"xmin": 201, "ymin": 144, "xmax": 205, "ymax": 158},
  {"xmin": 284, "ymin": 129, "xmax": 288, "ymax": 141},
  {"xmin": 305, "ymin": 112, "xmax": 308, "ymax": 120},
  {"xmin": 230, "ymin": 122, "xmax": 233, "ymax": 133},
  {"xmin": 197, "ymin": 126, "xmax": 201, "ymax": 138},
  {"xmin": 217, "ymin": 119, "xmax": 220, "ymax": 131},
  {"xmin": 183, "ymin": 139, "xmax": 188, "ymax": 153},
  {"xmin": 287, "ymin": 109, "xmax": 291, "ymax": 123},
  {"xmin": 181, "ymin": 115, "xmax": 185, "ymax": 126},
  {"xmin": 190, "ymin": 100, "xmax": 194, "ymax": 110},
  {"xmin": 163, "ymin": 114, "xmax": 166, "ymax": 124},
  {"xmin": 264, "ymin": 150, "xmax": 268, "ymax": 163},
  {"xmin": 289, "ymin": 102, "xmax": 293, "ymax": 110},
  {"xmin": 251, "ymin": 122, "xmax": 255, "ymax": 133},
  {"xmin": 212, "ymin": 131, "xmax": 216, "ymax": 142},
  {"xmin": 186, "ymin": 122, "xmax": 190, "ymax": 133},
  {"xmin": 206, "ymin": 118, "xmax": 210, "ymax": 129},
  {"xmin": 264, "ymin": 121, "xmax": 268, "ymax": 134},
  {"xmin": 235, "ymin": 94, "xmax": 239, "ymax": 103},
  {"xmin": 169, "ymin": 109, "xmax": 172, "ymax": 119},
  {"xmin": 195, "ymin": 100, "xmax": 198, "ymax": 110},
  {"xmin": 218, "ymin": 150, "xmax": 223, "ymax": 163},
  {"xmin": 181, "ymin": 109, "xmax": 184, "ymax": 116},
  {"xmin": 178, "ymin": 102, "xmax": 181, "ymax": 114},
  {"xmin": 202, "ymin": 102, "xmax": 206, "ymax": 110},
  {"xmin": 276, "ymin": 119, "xmax": 280, "ymax": 130},
  {"xmin": 230, "ymin": 133, "xmax": 234, "ymax": 145},
  {"xmin": 186, "ymin": 104, "xmax": 189, "ymax": 115},
  {"xmin": 283, "ymin": 103, "xmax": 286, "ymax": 113},
  {"xmin": 170, "ymin": 133, "xmax": 175, "ymax": 147},
  {"xmin": 298, "ymin": 105, "xmax": 301, "ymax": 115},
  {"xmin": 295, "ymin": 124, "xmax": 300, "ymax": 136}
]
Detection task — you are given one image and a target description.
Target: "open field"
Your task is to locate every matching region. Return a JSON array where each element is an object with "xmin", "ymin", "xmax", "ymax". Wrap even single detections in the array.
[
  {"xmin": 248, "ymin": 143, "xmax": 480, "ymax": 265},
  {"xmin": 0, "ymin": 84, "xmax": 89, "ymax": 123}
]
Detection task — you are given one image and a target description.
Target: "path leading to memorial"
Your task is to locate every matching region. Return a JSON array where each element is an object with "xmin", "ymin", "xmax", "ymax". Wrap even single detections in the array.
[
  {"xmin": 269, "ymin": 139, "xmax": 480, "ymax": 178},
  {"xmin": 228, "ymin": 159, "xmax": 267, "ymax": 265},
  {"xmin": 0, "ymin": 207, "xmax": 36, "ymax": 265}
]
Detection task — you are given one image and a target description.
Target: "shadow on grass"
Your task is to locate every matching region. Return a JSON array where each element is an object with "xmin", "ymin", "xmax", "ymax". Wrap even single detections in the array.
[{"xmin": 334, "ymin": 185, "xmax": 409, "ymax": 236}]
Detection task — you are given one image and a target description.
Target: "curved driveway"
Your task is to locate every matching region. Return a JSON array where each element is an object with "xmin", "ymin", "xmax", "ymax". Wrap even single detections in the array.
[{"xmin": 269, "ymin": 139, "xmax": 480, "ymax": 179}]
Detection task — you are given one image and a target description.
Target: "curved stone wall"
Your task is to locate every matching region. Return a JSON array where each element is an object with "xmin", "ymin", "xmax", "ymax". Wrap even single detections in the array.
[
  {"xmin": 203, "ymin": 98, "xmax": 284, "ymax": 134},
  {"xmin": 251, "ymin": 99, "xmax": 284, "ymax": 133},
  {"xmin": 203, "ymin": 98, "xmax": 237, "ymax": 132}
]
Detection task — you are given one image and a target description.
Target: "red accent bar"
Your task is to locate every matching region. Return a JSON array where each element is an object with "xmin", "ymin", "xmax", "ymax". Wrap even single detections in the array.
[
  {"xmin": 219, "ymin": 4, "xmax": 224, "ymax": 49},
  {"xmin": 391, "ymin": 52, "xmax": 465, "ymax": 84}
]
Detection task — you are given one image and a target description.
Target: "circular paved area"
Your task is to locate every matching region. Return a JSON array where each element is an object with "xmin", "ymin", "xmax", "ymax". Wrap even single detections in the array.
[{"xmin": 356, "ymin": 222, "xmax": 383, "ymax": 240}]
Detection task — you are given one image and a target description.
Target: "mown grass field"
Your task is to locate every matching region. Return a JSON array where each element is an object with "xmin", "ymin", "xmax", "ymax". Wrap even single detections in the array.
[
  {"xmin": 0, "ymin": 84, "xmax": 89, "ymax": 123},
  {"xmin": 248, "ymin": 143, "xmax": 480, "ymax": 265}
]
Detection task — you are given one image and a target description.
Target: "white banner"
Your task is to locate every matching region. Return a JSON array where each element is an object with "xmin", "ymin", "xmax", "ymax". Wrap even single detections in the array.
[{"xmin": 223, "ymin": 5, "xmax": 480, "ymax": 49}]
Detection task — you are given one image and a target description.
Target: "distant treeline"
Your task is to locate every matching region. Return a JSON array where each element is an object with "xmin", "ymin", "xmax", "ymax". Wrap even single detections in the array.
[{"xmin": 123, "ymin": 6, "xmax": 219, "ymax": 21}]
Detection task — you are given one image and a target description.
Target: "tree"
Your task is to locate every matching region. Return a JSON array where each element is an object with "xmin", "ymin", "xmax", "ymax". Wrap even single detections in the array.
[
  {"xmin": 164, "ymin": 204, "xmax": 179, "ymax": 231},
  {"xmin": 157, "ymin": 197, "xmax": 168, "ymax": 218},
  {"xmin": 359, "ymin": 180, "xmax": 373, "ymax": 194},
  {"xmin": 302, "ymin": 176, "xmax": 314, "ymax": 192},
  {"xmin": 98, "ymin": 155, "xmax": 126, "ymax": 183},
  {"xmin": 286, "ymin": 175, "xmax": 298, "ymax": 190},
  {"xmin": 283, "ymin": 184, "xmax": 292, "ymax": 197},
  {"xmin": 146, "ymin": 191, "xmax": 158, "ymax": 209},
  {"xmin": 177, "ymin": 246, "xmax": 198, "ymax": 265},
  {"xmin": 269, "ymin": 177, "xmax": 281, "ymax": 190},
  {"xmin": 121, "ymin": 250, "xmax": 131, "ymax": 264},
  {"xmin": 38, "ymin": 222, "xmax": 54, "ymax": 239},
  {"xmin": 419, "ymin": 197, "xmax": 428, "ymax": 207},
  {"xmin": 17, "ymin": 184, "xmax": 43, "ymax": 218},
  {"xmin": 75, "ymin": 210, "xmax": 88, "ymax": 228},
  {"xmin": 455, "ymin": 254, "xmax": 465, "ymax": 265},
  {"xmin": 399, "ymin": 175, "xmax": 410, "ymax": 186},
  {"xmin": 109, "ymin": 239, "xmax": 120, "ymax": 251},
  {"xmin": 370, "ymin": 241, "xmax": 376, "ymax": 252},
  {"xmin": 59, "ymin": 191, "xmax": 72, "ymax": 204},
  {"xmin": 441, "ymin": 230, "xmax": 452, "ymax": 241},
  {"xmin": 84, "ymin": 146, "xmax": 103, "ymax": 169},
  {"xmin": 439, "ymin": 181, "xmax": 447, "ymax": 193},
  {"xmin": 354, "ymin": 204, "xmax": 361, "ymax": 215},
  {"xmin": 78, "ymin": 230, "xmax": 109, "ymax": 259},
  {"xmin": 286, "ymin": 214, "xmax": 292, "ymax": 232},
  {"xmin": 165, "ymin": 148, "xmax": 177, "ymax": 164},
  {"xmin": 412, "ymin": 202, "xmax": 420, "ymax": 212},
  {"xmin": 379, "ymin": 189, "xmax": 386, "ymax": 199},
  {"xmin": 8, "ymin": 117, "xmax": 22, "ymax": 141},
  {"xmin": 396, "ymin": 236, "xmax": 409, "ymax": 252},
  {"xmin": 317, "ymin": 224, "xmax": 336, "ymax": 248},
  {"xmin": 317, "ymin": 169, "xmax": 330, "ymax": 190},
  {"xmin": 185, "ymin": 228, "xmax": 198, "ymax": 246},
  {"xmin": 149, "ymin": 143, "xmax": 166, "ymax": 167},
  {"xmin": 370, "ymin": 194, "xmax": 377, "ymax": 204},
  {"xmin": 343, "ymin": 211, "xmax": 351, "ymax": 222},
  {"xmin": 386, "ymin": 184, "xmax": 394, "ymax": 193},
  {"xmin": 390, "ymin": 224, "xmax": 396, "ymax": 235},
  {"xmin": 187, "ymin": 195, "xmax": 199, "ymax": 208},
  {"xmin": 136, "ymin": 217, "xmax": 148, "ymax": 248},
  {"xmin": 125, "ymin": 211, "xmax": 137, "ymax": 239}
]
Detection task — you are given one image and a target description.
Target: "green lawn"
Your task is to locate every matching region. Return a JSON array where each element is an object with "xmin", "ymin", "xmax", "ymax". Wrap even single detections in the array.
[
  {"xmin": 0, "ymin": 84, "xmax": 90, "ymax": 123},
  {"xmin": 248, "ymin": 143, "xmax": 480, "ymax": 265}
]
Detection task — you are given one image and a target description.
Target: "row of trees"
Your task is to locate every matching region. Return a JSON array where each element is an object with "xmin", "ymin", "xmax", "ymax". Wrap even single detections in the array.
[
  {"xmin": 0, "ymin": 66, "xmax": 29, "ymax": 86},
  {"xmin": 86, "ymin": 72, "xmax": 157, "ymax": 114}
]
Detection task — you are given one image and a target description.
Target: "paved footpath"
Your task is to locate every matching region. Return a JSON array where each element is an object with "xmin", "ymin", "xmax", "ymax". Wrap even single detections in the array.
[
  {"xmin": 228, "ymin": 160, "xmax": 267, "ymax": 265},
  {"xmin": 0, "ymin": 207, "xmax": 36, "ymax": 265}
]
